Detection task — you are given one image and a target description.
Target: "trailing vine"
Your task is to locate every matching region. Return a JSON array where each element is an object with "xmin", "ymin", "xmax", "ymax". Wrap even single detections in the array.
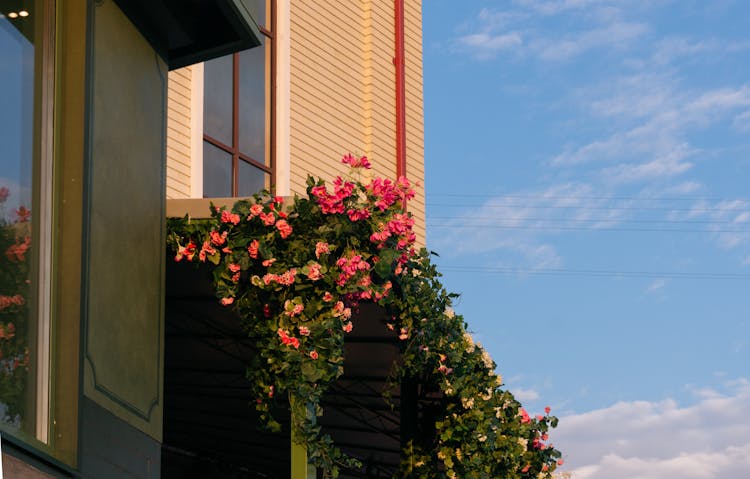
[{"xmin": 166, "ymin": 156, "xmax": 562, "ymax": 478}]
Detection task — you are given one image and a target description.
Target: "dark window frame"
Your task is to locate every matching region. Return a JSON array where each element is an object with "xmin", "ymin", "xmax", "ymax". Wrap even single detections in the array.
[{"xmin": 202, "ymin": 1, "xmax": 275, "ymax": 197}]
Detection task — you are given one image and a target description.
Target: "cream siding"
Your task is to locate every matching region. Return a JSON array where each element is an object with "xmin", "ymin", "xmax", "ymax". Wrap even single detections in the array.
[
  {"xmin": 166, "ymin": 66, "xmax": 193, "ymax": 199},
  {"xmin": 289, "ymin": 0, "xmax": 425, "ymax": 244},
  {"xmin": 165, "ymin": 2, "xmax": 426, "ymax": 243}
]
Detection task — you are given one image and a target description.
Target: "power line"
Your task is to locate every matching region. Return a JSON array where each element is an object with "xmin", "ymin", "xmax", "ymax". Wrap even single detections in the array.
[
  {"xmin": 438, "ymin": 265, "xmax": 750, "ymax": 280},
  {"xmin": 429, "ymin": 215, "xmax": 747, "ymax": 225},
  {"xmin": 427, "ymin": 203, "xmax": 750, "ymax": 213},
  {"xmin": 428, "ymin": 193, "xmax": 750, "ymax": 203},
  {"xmin": 427, "ymin": 223, "xmax": 750, "ymax": 234}
]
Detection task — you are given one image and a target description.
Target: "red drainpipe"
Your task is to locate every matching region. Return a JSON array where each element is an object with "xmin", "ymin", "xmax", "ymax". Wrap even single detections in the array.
[{"xmin": 394, "ymin": 0, "xmax": 407, "ymax": 178}]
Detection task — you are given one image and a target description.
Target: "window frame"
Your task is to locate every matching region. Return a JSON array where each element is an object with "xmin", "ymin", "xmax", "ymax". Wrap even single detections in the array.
[{"xmin": 202, "ymin": 2, "xmax": 275, "ymax": 197}]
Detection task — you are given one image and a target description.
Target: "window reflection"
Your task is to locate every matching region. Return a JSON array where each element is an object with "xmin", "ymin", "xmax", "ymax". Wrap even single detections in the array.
[{"xmin": 0, "ymin": 0, "xmax": 49, "ymax": 444}]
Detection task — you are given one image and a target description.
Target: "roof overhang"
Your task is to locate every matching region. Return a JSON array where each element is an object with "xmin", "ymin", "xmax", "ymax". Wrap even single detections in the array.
[{"xmin": 113, "ymin": 0, "xmax": 263, "ymax": 70}]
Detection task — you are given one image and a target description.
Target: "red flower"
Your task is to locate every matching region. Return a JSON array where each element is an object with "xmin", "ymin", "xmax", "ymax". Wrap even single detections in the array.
[{"xmin": 309, "ymin": 350, "xmax": 319, "ymax": 360}]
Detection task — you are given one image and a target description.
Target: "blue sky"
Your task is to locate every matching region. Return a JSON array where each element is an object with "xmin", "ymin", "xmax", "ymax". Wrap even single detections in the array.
[{"xmin": 423, "ymin": 1, "xmax": 750, "ymax": 477}]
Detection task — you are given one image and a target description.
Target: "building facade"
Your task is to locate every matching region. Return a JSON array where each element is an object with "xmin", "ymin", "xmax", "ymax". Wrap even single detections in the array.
[{"xmin": 0, "ymin": 1, "xmax": 424, "ymax": 478}]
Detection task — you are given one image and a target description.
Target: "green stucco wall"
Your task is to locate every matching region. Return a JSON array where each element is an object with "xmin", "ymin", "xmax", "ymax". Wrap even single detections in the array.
[{"xmin": 82, "ymin": 0, "xmax": 166, "ymax": 442}]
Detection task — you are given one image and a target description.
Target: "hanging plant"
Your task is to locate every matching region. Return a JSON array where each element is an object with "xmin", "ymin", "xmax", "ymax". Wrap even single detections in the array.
[{"xmin": 167, "ymin": 156, "xmax": 562, "ymax": 478}]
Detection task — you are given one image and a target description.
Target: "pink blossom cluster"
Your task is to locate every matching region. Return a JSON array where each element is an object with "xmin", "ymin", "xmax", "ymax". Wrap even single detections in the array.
[
  {"xmin": 174, "ymin": 241, "xmax": 197, "ymax": 262},
  {"xmin": 277, "ymin": 328, "xmax": 300, "ymax": 349},
  {"xmin": 315, "ymin": 242, "xmax": 330, "ymax": 258},
  {"xmin": 5, "ymin": 236, "xmax": 31, "ymax": 262},
  {"xmin": 220, "ymin": 210, "xmax": 241, "ymax": 225},
  {"xmin": 15, "ymin": 206, "xmax": 31, "ymax": 223},
  {"xmin": 0, "ymin": 295, "xmax": 24, "ymax": 311},
  {"xmin": 335, "ymin": 253, "xmax": 370, "ymax": 286},
  {"xmin": 276, "ymin": 219, "xmax": 293, "ymax": 238},
  {"xmin": 366, "ymin": 176, "xmax": 415, "ymax": 211},
  {"xmin": 0, "ymin": 322, "xmax": 17, "ymax": 339},
  {"xmin": 262, "ymin": 268, "xmax": 297, "ymax": 286},
  {"xmin": 341, "ymin": 153, "xmax": 371, "ymax": 169},
  {"xmin": 369, "ymin": 213, "xmax": 416, "ymax": 252},
  {"xmin": 310, "ymin": 177, "xmax": 355, "ymax": 214},
  {"xmin": 306, "ymin": 262, "xmax": 322, "ymax": 281},
  {"xmin": 198, "ymin": 241, "xmax": 216, "ymax": 262},
  {"xmin": 284, "ymin": 299, "xmax": 304, "ymax": 317}
]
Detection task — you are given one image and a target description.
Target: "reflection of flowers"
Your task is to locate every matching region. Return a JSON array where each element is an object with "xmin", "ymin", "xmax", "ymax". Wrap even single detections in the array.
[{"xmin": 0, "ymin": 185, "xmax": 31, "ymax": 427}]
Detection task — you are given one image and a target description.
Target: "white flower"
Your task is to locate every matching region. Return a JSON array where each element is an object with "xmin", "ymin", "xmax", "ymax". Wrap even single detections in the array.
[{"xmin": 444, "ymin": 307, "xmax": 455, "ymax": 318}]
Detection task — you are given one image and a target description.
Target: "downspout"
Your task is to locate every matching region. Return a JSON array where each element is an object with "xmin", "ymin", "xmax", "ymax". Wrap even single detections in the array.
[{"xmin": 394, "ymin": 0, "xmax": 406, "ymax": 178}]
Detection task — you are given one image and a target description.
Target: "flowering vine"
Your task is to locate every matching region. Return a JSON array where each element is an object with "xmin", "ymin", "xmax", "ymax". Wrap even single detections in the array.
[{"xmin": 167, "ymin": 157, "xmax": 562, "ymax": 478}]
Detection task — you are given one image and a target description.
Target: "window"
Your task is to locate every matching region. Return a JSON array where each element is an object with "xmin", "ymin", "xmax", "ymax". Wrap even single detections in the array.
[
  {"xmin": 202, "ymin": 0, "xmax": 274, "ymax": 197},
  {"xmin": 0, "ymin": 0, "xmax": 54, "ymax": 447}
]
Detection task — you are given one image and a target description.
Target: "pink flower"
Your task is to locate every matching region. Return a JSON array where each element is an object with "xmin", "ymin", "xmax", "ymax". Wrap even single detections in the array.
[
  {"xmin": 307, "ymin": 263, "xmax": 322, "ymax": 281},
  {"xmin": 268, "ymin": 385, "xmax": 274, "ymax": 398},
  {"xmin": 277, "ymin": 268, "xmax": 297, "ymax": 285},
  {"xmin": 262, "ymin": 258, "xmax": 276, "ymax": 267},
  {"xmin": 299, "ymin": 326, "xmax": 311, "ymax": 336},
  {"xmin": 399, "ymin": 328, "xmax": 408, "ymax": 340},
  {"xmin": 557, "ymin": 459, "xmax": 564, "ymax": 466},
  {"xmin": 15, "ymin": 206, "xmax": 31, "ymax": 222},
  {"xmin": 245, "ymin": 204, "xmax": 263, "ymax": 220},
  {"xmin": 259, "ymin": 211, "xmax": 276, "ymax": 226},
  {"xmin": 228, "ymin": 263, "xmax": 241, "ymax": 273},
  {"xmin": 545, "ymin": 406, "xmax": 551, "ymax": 415},
  {"xmin": 220, "ymin": 210, "xmax": 240, "ymax": 225},
  {"xmin": 309, "ymin": 350, "xmax": 319, "ymax": 360},
  {"xmin": 0, "ymin": 187, "xmax": 9, "ymax": 203},
  {"xmin": 275, "ymin": 219, "xmax": 293, "ymax": 238},
  {"xmin": 341, "ymin": 153, "xmax": 371, "ymax": 169},
  {"xmin": 520, "ymin": 408, "xmax": 531, "ymax": 424},
  {"xmin": 347, "ymin": 208, "xmax": 371, "ymax": 221},
  {"xmin": 174, "ymin": 240, "xmax": 197, "ymax": 262},
  {"xmin": 210, "ymin": 230, "xmax": 228, "ymax": 246},
  {"xmin": 220, "ymin": 297, "xmax": 234, "ymax": 306},
  {"xmin": 322, "ymin": 292, "xmax": 334, "ymax": 302},
  {"xmin": 342, "ymin": 322, "xmax": 353, "ymax": 333},
  {"xmin": 247, "ymin": 239, "xmax": 259, "ymax": 258},
  {"xmin": 521, "ymin": 465, "xmax": 530, "ymax": 473},
  {"xmin": 315, "ymin": 242, "xmax": 330, "ymax": 258},
  {"xmin": 284, "ymin": 300, "xmax": 304, "ymax": 317}
]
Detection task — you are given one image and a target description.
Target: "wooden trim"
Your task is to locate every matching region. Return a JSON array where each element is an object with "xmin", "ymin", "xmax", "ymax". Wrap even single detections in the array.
[
  {"xmin": 394, "ymin": 0, "xmax": 406, "ymax": 179},
  {"xmin": 232, "ymin": 53, "xmax": 240, "ymax": 195}
]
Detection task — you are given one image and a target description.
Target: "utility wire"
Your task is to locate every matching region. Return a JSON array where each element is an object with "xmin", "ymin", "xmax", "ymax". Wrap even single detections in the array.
[
  {"xmin": 429, "ymin": 216, "xmax": 747, "ymax": 225},
  {"xmin": 428, "ymin": 193, "xmax": 750, "ymax": 203},
  {"xmin": 427, "ymin": 223, "xmax": 750, "ymax": 233},
  {"xmin": 438, "ymin": 265, "xmax": 750, "ymax": 280},
  {"xmin": 427, "ymin": 203, "xmax": 750, "ymax": 213}
]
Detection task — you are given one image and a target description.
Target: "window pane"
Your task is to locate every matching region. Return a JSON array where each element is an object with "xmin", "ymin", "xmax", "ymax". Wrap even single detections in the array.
[
  {"xmin": 203, "ymin": 142, "xmax": 233, "ymax": 197},
  {"xmin": 203, "ymin": 53, "xmax": 233, "ymax": 146},
  {"xmin": 238, "ymin": 43, "xmax": 268, "ymax": 165},
  {"xmin": 0, "ymin": 0, "xmax": 45, "ymax": 442},
  {"xmin": 238, "ymin": 160, "xmax": 268, "ymax": 197},
  {"xmin": 254, "ymin": 0, "xmax": 266, "ymax": 28}
]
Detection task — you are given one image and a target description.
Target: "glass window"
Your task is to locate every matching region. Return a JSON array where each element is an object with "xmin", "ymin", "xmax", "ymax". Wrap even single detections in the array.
[
  {"xmin": 0, "ymin": 0, "xmax": 52, "ymax": 446},
  {"xmin": 202, "ymin": 0, "xmax": 273, "ymax": 197}
]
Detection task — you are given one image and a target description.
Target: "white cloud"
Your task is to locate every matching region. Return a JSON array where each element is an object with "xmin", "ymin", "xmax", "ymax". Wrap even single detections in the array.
[
  {"xmin": 513, "ymin": 387, "xmax": 541, "ymax": 402},
  {"xmin": 535, "ymin": 22, "xmax": 647, "ymax": 61},
  {"xmin": 458, "ymin": 32, "xmax": 523, "ymax": 59},
  {"xmin": 554, "ymin": 380, "xmax": 750, "ymax": 479}
]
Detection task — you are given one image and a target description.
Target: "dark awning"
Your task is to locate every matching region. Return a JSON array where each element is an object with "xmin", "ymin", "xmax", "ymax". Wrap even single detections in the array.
[{"xmin": 113, "ymin": 0, "xmax": 263, "ymax": 70}]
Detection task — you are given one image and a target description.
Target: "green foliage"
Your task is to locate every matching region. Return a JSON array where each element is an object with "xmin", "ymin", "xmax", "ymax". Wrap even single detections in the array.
[{"xmin": 166, "ymin": 159, "xmax": 562, "ymax": 478}]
